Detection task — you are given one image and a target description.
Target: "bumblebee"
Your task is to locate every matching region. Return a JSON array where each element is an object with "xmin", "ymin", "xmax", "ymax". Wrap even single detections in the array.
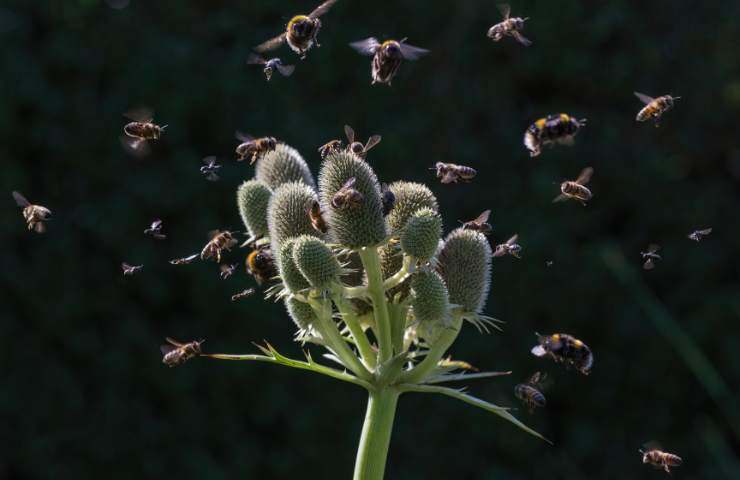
[
  {"xmin": 254, "ymin": 0, "xmax": 339, "ymax": 59},
  {"xmin": 553, "ymin": 167, "xmax": 594, "ymax": 206},
  {"xmin": 640, "ymin": 447, "xmax": 682, "ymax": 474},
  {"xmin": 381, "ymin": 184, "xmax": 395, "ymax": 216},
  {"xmin": 634, "ymin": 92, "xmax": 680, "ymax": 126},
  {"xmin": 487, "ymin": 4, "xmax": 531, "ymax": 46},
  {"xmin": 12, "ymin": 191, "xmax": 51, "ymax": 233},
  {"xmin": 309, "ymin": 200, "xmax": 328, "ymax": 234},
  {"xmin": 493, "ymin": 234, "xmax": 522, "ymax": 258},
  {"xmin": 688, "ymin": 228, "xmax": 712, "ymax": 242},
  {"xmin": 161, "ymin": 337, "xmax": 203, "ymax": 367},
  {"xmin": 344, "ymin": 125, "xmax": 382, "ymax": 159},
  {"xmin": 432, "ymin": 162, "xmax": 477, "ymax": 184},
  {"xmin": 531, "ymin": 333, "xmax": 593, "ymax": 375},
  {"xmin": 121, "ymin": 109, "xmax": 166, "ymax": 154},
  {"xmin": 121, "ymin": 262, "xmax": 143, "ymax": 276},
  {"xmin": 246, "ymin": 247, "xmax": 277, "ymax": 286},
  {"xmin": 235, "ymin": 132, "xmax": 278, "ymax": 164},
  {"xmin": 331, "ymin": 177, "xmax": 364, "ymax": 209},
  {"xmin": 349, "ymin": 37, "xmax": 429, "ymax": 86},
  {"xmin": 514, "ymin": 371, "xmax": 548, "ymax": 413},
  {"xmin": 201, "ymin": 230, "xmax": 237, "ymax": 263},
  {"xmin": 461, "ymin": 209, "xmax": 492, "ymax": 235},
  {"xmin": 524, "ymin": 114, "xmax": 587, "ymax": 157},
  {"xmin": 247, "ymin": 53, "xmax": 295, "ymax": 81},
  {"xmin": 318, "ymin": 139, "xmax": 343, "ymax": 159}
]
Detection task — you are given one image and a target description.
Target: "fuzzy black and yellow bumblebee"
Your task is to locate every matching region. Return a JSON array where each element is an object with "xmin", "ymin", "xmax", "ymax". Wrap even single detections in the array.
[
  {"xmin": 531, "ymin": 333, "xmax": 593, "ymax": 375},
  {"xmin": 524, "ymin": 114, "xmax": 587, "ymax": 157},
  {"xmin": 246, "ymin": 247, "xmax": 277, "ymax": 286},
  {"xmin": 254, "ymin": 0, "xmax": 339, "ymax": 59},
  {"xmin": 634, "ymin": 92, "xmax": 680, "ymax": 126},
  {"xmin": 349, "ymin": 37, "xmax": 429, "ymax": 86}
]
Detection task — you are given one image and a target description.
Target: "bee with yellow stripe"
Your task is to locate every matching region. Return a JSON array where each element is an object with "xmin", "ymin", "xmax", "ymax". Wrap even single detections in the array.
[
  {"xmin": 254, "ymin": 0, "xmax": 339, "ymax": 59},
  {"xmin": 350, "ymin": 37, "xmax": 430, "ymax": 86},
  {"xmin": 531, "ymin": 333, "xmax": 593, "ymax": 375},
  {"xmin": 524, "ymin": 113, "xmax": 587, "ymax": 157},
  {"xmin": 634, "ymin": 92, "xmax": 680, "ymax": 126},
  {"xmin": 246, "ymin": 247, "xmax": 276, "ymax": 286}
]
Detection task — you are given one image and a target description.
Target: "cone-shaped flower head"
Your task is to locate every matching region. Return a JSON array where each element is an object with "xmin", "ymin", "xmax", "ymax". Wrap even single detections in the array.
[
  {"xmin": 292, "ymin": 235, "xmax": 341, "ymax": 290},
  {"xmin": 386, "ymin": 181, "xmax": 439, "ymax": 235},
  {"xmin": 237, "ymin": 179, "xmax": 271, "ymax": 239},
  {"xmin": 277, "ymin": 238, "xmax": 310, "ymax": 293},
  {"xmin": 318, "ymin": 151, "xmax": 387, "ymax": 248},
  {"xmin": 256, "ymin": 143, "xmax": 316, "ymax": 190},
  {"xmin": 285, "ymin": 297, "xmax": 316, "ymax": 331},
  {"xmin": 437, "ymin": 228, "xmax": 492, "ymax": 313},
  {"xmin": 267, "ymin": 182, "xmax": 320, "ymax": 254},
  {"xmin": 411, "ymin": 269, "xmax": 451, "ymax": 342},
  {"xmin": 400, "ymin": 208, "xmax": 442, "ymax": 261}
]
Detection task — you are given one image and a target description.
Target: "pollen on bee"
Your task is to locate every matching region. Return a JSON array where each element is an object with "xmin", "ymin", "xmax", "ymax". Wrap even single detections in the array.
[
  {"xmin": 551, "ymin": 334, "xmax": 560, "ymax": 342},
  {"xmin": 531, "ymin": 345, "xmax": 547, "ymax": 357},
  {"xmin": 535, "ymin": 118, "xmax": 546, "ymax": 129}
]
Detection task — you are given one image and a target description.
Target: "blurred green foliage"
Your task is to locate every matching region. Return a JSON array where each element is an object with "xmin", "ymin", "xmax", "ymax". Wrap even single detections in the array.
[{"xmin": 2, "ymin": 0, "xmax": 740, "ymax": 478}]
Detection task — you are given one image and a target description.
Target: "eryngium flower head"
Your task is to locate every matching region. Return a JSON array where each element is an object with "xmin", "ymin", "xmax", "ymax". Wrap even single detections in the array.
[
  {"xmin": 437, "ymin": 228, "xmax": 492, "ymax": 313},
  {"xmin": 318, "ymin": 151, "xmax": 387, "ymax": 248},
  {"xmin": 285, "ymin": 297, "xmax": 316, "ymax": 331},
  {"xmin": 411, "ymin": 269, "xmax": 451, "ymax": 342},
  {"xmin": 256, "ymin": 144, "xmax": 316, "ymax": 190},
  {"xmin": 400, "ymin": 208, "xmax": 442, "ymax": 261},
  {"xmin": 386, "ymin": 182, "xmax": 439, "ymax": 235},
  {"xmin": 267, "ymin": 182, "xmax": 320, "ymax": 253},
  {"xmin": 292, "ymin": 235, "xmax": 341, "ymax": 290},
  {"xmin": 277, "ymin": 238, "xmax": 310, "ymax": 293},
  {"xmin": 237, "ymin": 179, "xmax": 271, "ymax": 239}
]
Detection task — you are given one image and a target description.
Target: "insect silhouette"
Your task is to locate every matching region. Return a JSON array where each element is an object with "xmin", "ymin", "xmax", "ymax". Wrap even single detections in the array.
[
  {"xmin": 220, "ymin": 263, "xmax": 237, "ymax": 280},
  {"xmin": 200, "ymin": 156, "xmax": 221, "ymax": 181},
  {"xmin": 246, "ymin": 248, "xmax": 277, "ymax": 286},
  {"xmin": 493, "ymin": 234, "xmax": 522, "ymax": 258},
  {"xmin": 640, "ymin": 445, "xmax": 682, "ymax": 474},
  {"xmin": 121, "ymin": 262, "xmax": 143, "ymax": 276},
  {"xmin": 246, "ymin": 53, "xmax": 295, "ymax": 81},
  {"xmin": 634, "ymin": 92, "xmax": 680, "ymax": 126},
  {"xmin": 344, "ymin": 125, "xmax": 382, "ymax": 159},
  {"xmin": 231, "ymin": 288, "xmax": 256, "ymax": 302},
  {"xmin": 349, "ymin": 37, "xmax": 429, "ymax": 86},
  {"xmin": 318, "ymin": 139, "xmax": 343, "ymax": 159},
  {"xmin": 531, "ymin": 333, "xmax": 593, "ymax": 375},
  {"xmin": 524, "ymin": 114, "xmax": 587, "ymax": 157},
  {"xmin": 144, "ymin": 219, "xmax": 166, "ymax": 240},
  {"xmin": 487, "ymin": 3, "xmax": 532, "ymax": 46},
  {"xmin": 641, "ymin": 244, "xmax": 662, "ymax": 270},
  {"xmin": 688, "ymin": 228, "xmax": 712, "ymax": 242},
  {"xmin": 235, "ymin": 133, "xmax": 278, "ymax": 164},
  {"xmin": 432, "ymin": 162, "xmax": 477, "ymax": 184},
  {"xmin": 514, "ymin": 371, "xmax": 548, "ymax": 413},
  {"xmin": 121, "ymin": 108, "xmax": 166, "ymax": 155},
  {"xmin": 12, "ymin": 191, "xmax": 52, "ymax": 233},
  {"xmin": 169, "ymin": 254, "xmax": 199, "ymax": 266},
  {"xmin": 553, "ymin": 167, "xmax": 594, "ymax": 206},
  {"xmin": 331, "ymin": 177, "xmax": 364, "ymax": 209},
  {"xmin": 461, "ymin": 210, "xmax": 493, "ymax": 235},
  {"xmin": 161, "ymin": 338, "xmax": 204, "ymax": 367},
  {"xmin": 201, "ymin": 230, "xmax": 237, "ymax": 263}
]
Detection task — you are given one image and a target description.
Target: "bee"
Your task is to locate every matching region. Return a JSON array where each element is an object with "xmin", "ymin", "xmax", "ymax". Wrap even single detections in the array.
[
  {"xmin": 220, "ymin": 263, "xmax": 237, "ymax": 280},
  {"xmin": 344, "ymin": 125, "xmax": 382, "ymax": 159},
  {"xmin": 641, "ymin": 244, "xmax": 662, "ymax": 270},
  {"xmin": 161, "ymin": 337, "xmax": 204, "ymax": 367},
  {"xmin": 121, "ymin": 108, "xmax": 166, "ymax": 154},
  {"xmin": 531, "ymin": 333, "xmax": 593, "ymax": 375},
  {"xmin": 514, "ymin": 371, "xmax": 548, "ymax": 413},
  {"xmin": 524, "ymin": 114, "xmax": 587, "ymax": 157},
  {"xmin": 381, "ymin": 184, "xmax": 395, "ymax": 216},
  {"xmin": 235, "ymin": 132, "xmax": 278, "ymax": 164},
  {"xmin": 318, "ymin": 139, "xmax": 343, "ymax": 159},
  {"xmin": 634, "ymin": 92, "xmax": 681, "ymax": 126},
  {"xmin": 246, "ymin": 248, "xmax": 277, "ymax": 286},
  {"xmin": 545, "ymin": 260, "xmax": 554, "ymax": 267},
  {"xmin": 640, "ymin": 447, "xmax": 682, "ymax": 474},
  {"xmin": 143, "ymin": 218, "xmax": 166, "ymax": 240},
  {"xmin": 487, "ymin": 3, "xmax": 532, "ymax": 46},
  {"xmin": 553, "ymin": 167, "xmax": 594, "ymax": 206},
  {"xmin": 121, "ymin": 262, "xmax": 143, "ymax": 276},
  {"xmin": 231, "ymin": 288, "xmax": 256, "ymax": 302},
  {"xmin": 432, "ymin": 162, "xmax": 477, "ymax": 184},
  {"xmin": 309, "ymin": 200, "xmax": 328, "ymax": 234},
  {"xmin": 493, "ymin": 234, "xmax": 522, "ymax": 258},
  {"xmin": 246, "ymin": 53, "xmax": 295, "ymax": 81},
  {"xmin": 201, "ymin": 230, "xmax": 237, "ymax": 263},
  {"xmin": 331, "ymin": 177, "xmax": 364, "ymax": 209},
  {"xmin": 688, "ymin": 227, "xmax": 712, "ymax": 242},
  {"xmin": 169, "ymin": 253, "xmax": 199, "ymax": 265},
  {"xmin": 349, "ymin": 37, "xmax": 429, "ymax": 86},
  {"xmin": 200, "ymin": 156, "xmax": 221, "ymax": 182},
  {"xmin": 254, "ymin": 0, "xmax": 339, "ymax": 59},
  {"xmin": 12, "ymin": 191, "xmax": 51, "ymax": 233},
  {"xmin": 461, "ymin": 209, "xmax": 493, "ymax": 235}
]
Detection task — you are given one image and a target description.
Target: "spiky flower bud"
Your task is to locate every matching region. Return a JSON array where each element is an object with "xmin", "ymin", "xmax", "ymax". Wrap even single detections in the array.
[
  {"xmin": 285, "ymin": 297, "xmax": 316, "ymax": 331},
  {"xmin": 437, "ymin": 228, "xmax": 492, "ymax": 313},
  {"xmin": 292, "ymin": 235, "xmax": 341, "ymax": 290},
  {"xmin": 400, "ymin": 208, "xmax": 442, "ymax": 261},
  {"xmin": 318, "ymin": 151, "xmax": 387, "ymax": 248},
  {"xmin": 277, "ymin": 238, "xmax": 310, "ymax": 293},
  {"xmin": 256, "ymin": 144, "xmax": 316, "ymax": 190},
  {"xmin": 411, "ymin": 269, "xmax": 451, "ymax": 342},
  {"xmin": 237, "ymin": 179, "xmax": 271, "ymax": 239},
  {"xmin": 267, "ymin": 182, "xmax": 319, "ymax": 253},
  {"xmin": 386, "ymin": 182, "xmax": 439, "ymax": 235}
]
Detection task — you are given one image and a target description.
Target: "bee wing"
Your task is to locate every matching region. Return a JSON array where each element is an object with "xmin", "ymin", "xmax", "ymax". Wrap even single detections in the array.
[
  {"xmin": 474, "ymin": 209, "xmax": 491, "ymax": 224},
  {"xmin": 207, "ymin": 230, "xmax": 221, "ymax": 240},
  {"xmin": 552, "ymin": 193, "xmax": 568, "ymax": 203},
  {"xmin": 511, "ymin": 31, "xmax": 532, "ymax": 47},
  {"xmin": 506, "ymin": 234, "xmax": 519, "ymax": 245},
  {"xmin": 364, "ymin": 135, "xmax": 382, "ymax": 152},
  {"xmin": 151, "ymin": 219, "xmax": 163, "ymax": 229},
  {"xmin": 35, "ymin": 222, "xmax": 46, "ymax": 233},
  {"xmin": 206, "ymin": 172, "xmax": 220, "ymax": 182},
  {"xmin": 341, "ymin": 177, "xmax": 357, "ymax": 190},
  {"xmin": 123, "ymin": 107, "xmax": 154, "ymax": 123},
  {"xmin": 12, "ymin": 191, "xmax": 30, "ymax": 207},
  {"xmin": 492, "ymin": 245, "xmax": 507, "ymax": 257},
  {"xmin": 344, "ymin": 125, "xmax": 355, "ymax": 143},
  {"xmin": 276, "ymin": 63, "xmax": 295, "ymax": 77},
  {"xmin": 575, "ymin": 167, "xmax": 594, "ymax": 185},
  {"xmin": 634, "ymin": 92, "xmax": 656, "ymax": 105},
  {"xmin": 349, "ymin": 37, "xmax": 381, "ymax": 56},
  {"xmin": 165, "ymin": 337, "xmax": 185, "ymax": 347},
  {"xmin": 531, "ymin": 344, "xmax": 547, "ymax": 357},
  {"xmin": 648, "ymin": 244, "xmax": 661, "ymax": 254},
  {"xmin": 235, "ymin": 131, "xmax": 254, "ymax": 142},
  {"xmin": 246, "ymin": 53, "xmax": 266, "ymax": 65},
  {"xmin": 698, "ymin": 228, "xmax": 713, "ymax": 235},
  {"xmin": 497, "ymin": 3, "xmax": 511, "ymax": 19},
  {"xmin": 254, "ymin": 33, "xmax": 286, "ymax": 53},
  {"xmin": 160, "ymin": 343, "xmax": 178, "ymax": 355},
  {"xmin": 398, "ymin": 42, "xmax": 430, "ymax": 61},
  {"xmin": 119, "ymin": 135, "xmax": 151, "ymax": 157},
  {"xmin": 202, "ymin": 156, "xmax": 217, "ymax": 166},
  {"xmin": 309, "ymin": 0, "xmax": 338, "ymax": 18}
]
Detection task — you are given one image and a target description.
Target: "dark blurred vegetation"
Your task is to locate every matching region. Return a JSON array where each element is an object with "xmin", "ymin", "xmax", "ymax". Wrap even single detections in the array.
[{"xmin": 2, "ymin": 0, "xmax": 740, "ymax": 478}]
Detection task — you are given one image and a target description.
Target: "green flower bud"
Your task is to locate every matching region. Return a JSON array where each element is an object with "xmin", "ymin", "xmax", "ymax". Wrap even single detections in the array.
[
  {"xmin": 386, "ymin": 182, "xmax": 439, "ymax": 235},
  {"xmin": 437, "ymin": 228, "xmax": 492, "ymax": 313},
  {"xmin": 236, "ymin": 179, "xmax": 271, "ymax": 239},
  {"xmin": 400, "ymin": 208, "xmax": 442, "ymax": 261},
  {"xmin": 411, "ymin": 269, "xmax": 451, "ymax": 342},
  {"xmin": 318, "ymin": 151, "xmax": 387, "ymax": 248},
  {"xmin": 292, "ymin": 235, "xmax": 341, "ymax": 290},
  {"xmin": 277, "ymin": 238, "xmax": 310, "ymax": 293},
  {"xmin": 256, "ymin": 143, "xmax": 316, "ymax": 190},
  {"xmin": 285, "ymin": 297, "xmax": 316, "ymax": 331},
  {"xmin": 267, "ymin": 182, "xmax": 319, "ymax": 252}
]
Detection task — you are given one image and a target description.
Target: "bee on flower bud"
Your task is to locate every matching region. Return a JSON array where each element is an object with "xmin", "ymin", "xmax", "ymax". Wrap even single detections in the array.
[
  {"xmin": 246, "ymin": 248, "xmax": 277, "ymax": 286},
  {"xmin": 640, "ymin": 446, "xmax": 682, "ymax": 474},
  {"xmin": 247, "ymin": 53, "xmax": 295, "ymax": 81},
  {"xmin": 487, "ymin": 3, "xmax": 532, "ymax": 46},
  {"xmin": 514, "ymin": 371, "xmax": 548, "ymax": 413},
  {"xmin": 531, "ymin": 333, "xmax": 593, "ymax": 375},
  {"xmin": 144, "ymin": 218, "xmax": 166, "ymax": 240},
  {"xmin": 12, "ymin": 191, "xmax": 51, "ymax": 233},
  {"xmin": 641, "ymin": 244, "xmax": 661, "ymax": 270},
  {"xmin": 688, "ymin": 228, "xmax": 712, "ymax": 242},
  {"xmin": 161, "ymin": 337, "xmax": 203, "ymax": 367},
  {"xmin": 254, "ymin": 0, "xmax": 339, "ymax": 59},
  {"xmin": 349, "ymin": 37, "xmax": 429, "ymax": 86},
  {"xmin": 201, "ymin": 230, "xmax": 237, "ymax": 263},
  {"xmin": 308, "ymin": 200, "xmax": 328, "ymax": 234},
  {"xmin": 524, "ymin": 114, "xmax": 586, "ymax": 157},
  {"xmin": 553, "ymin": 167, "xmax": 594, "ymax": 206},
  {"xmin": 331, "ymin": 177, "xmax": 364, "ymax": 209},
  {"xmin": 121, "ymin": 262, "xmax": 143, "ymax": 276},
  {"xmin": 235, "ymin": 132, "xmax": 278, "ymax": 164},
  {"xmin": 493, "ymin": 234, "xmax": 522, "ymax": 258},
  {"xmin": 121, "ymin": 108, "xmax": 166, "ymax": 155},
  {"xmin": 344, "ymin": 125, "xmax": 382, "ymax": 159},
  {"xmin": 432, "ymin": 162, "xmax": 477, "ymax": 184},
  {"xmin": 461, "ymin": 210, "xmax": 493, "ymax": 235},
  {"xmin": 634, "ymin": 92, "xmax": 680, "ymax": 126},
  {"xmin": 318, "ymin": 139, "xmax": 343, "ymax": 160}
]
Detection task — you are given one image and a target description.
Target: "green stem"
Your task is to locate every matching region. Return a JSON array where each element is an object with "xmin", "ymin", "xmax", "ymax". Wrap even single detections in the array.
[
  {"xmin": 333, "ymin": 292, "xmax": 377, "ymax": 370},
  {"xmin": 388, "ymin": 302, "xmax": 408, "ymax": 356},
  {"xmin": 353, "ymin": 388, "xmax": 400, "ymax": 480},
  {"xmin": 359, "ymin": 247, "xmax": 393, "ymax": 363},
  {"xmin": 400, "ymin": 313, "xmax": 463, "ymax": 384},
  {"xmin": 382, "ymin": 255, "xmax": 415, "ymax": 291}
]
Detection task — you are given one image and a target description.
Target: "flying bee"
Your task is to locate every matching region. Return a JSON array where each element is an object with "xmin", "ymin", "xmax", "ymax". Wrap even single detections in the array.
[
  {"xmin": 514, "ymin": 371, "xmax": 548, "ymax": 413},
  {"xmin": 143, "ymin": 218, "xmax": 166, "ymax": 240},
  {"xmin": 343, "ymin": 125, "xmax": 382, "ymax": 159},
  {"xmin": 432, "ymin": 162, "xmax": 477, "ymax": 184},
  {"xmin": 553, "ymin": 167, "xmax": 594, "ymax": 206},
  {"xmin": 688, "ymin": 227, "xmax": 712, "ymax": 242},
  {"xmin": 201, "ymin": 230, "xmax": 237, "ymax": 263},
  {"xmin": 487, "ymin": 3, "xmax": 532, "ymax": 46},
  {"xmin": 246, "ymin": 53, "xmax": 295, "ymax": 81},
  {"xmin": 161, "ymin": 337, "xmax": 204, "ymax": 367},
  {"xmin": 169, "ymin": 253, "xmax": 199, "ymax": 265},
  {"xmin": 640, "ymin": 446, "xmax": 683, "ymax": 474},
  {"xmin": 331, "ymin": 177, "xmax": 364, "ymax": 209},
  {"xmin": 634, "ymin": 92, "xmax": 681, "ymax": 126},
  {"xmin": 349, "ymin": 37, "xmax": 429, "ymax": 86},
  {"xmin": 246, "ymin": 248, "xmax": 277, "ymax": 286},
  {"xmin": 121, "ymin": 262, "xmax": 143, "ymax": 276},
  {"xmin": 308, "ymin": 200, "xmax": 328, "ymax": 234},
  {"xmin": 494, "ymin": 234, "xmax": 522, "ymax": 258},
  {"xmin": 200, "ymin": 156, "xmax": 221, "ymax": 181},
  {"xmin": 531, "ymin": 333, "xmax": 593, "ymax": 375},
  {"xmin": 381, "ymin": 184, "xmax": 395, "ymax": 216},
  {"xmin": 235, "ymin": 132, "xmax": 278, "ymax": 164},
  {"xmin": 461, "ymin": 209, "xmax": 493, "ymax": 235},
  {"xmin": 121, "ymin": 108, "xmax": 166, "ymax": 155},
  {"xmin": 524, "ymin": 114, "xmax": 587, "ymax": 157},
  {"xmin": 12, "ymin": 191, "xmax": 51, "ymax": 233},
  {"xmin": 231, "ymin": 288, "xmax": 256, "ymax": 302},
  {"xmin": 220, "ymin": 263, "xmax": 237, "ymax": 280},
  {"xmin": 318, "ymin": 139, "xmax": 343, "ymax": 159},
  {"xmin": 254, "ymin": 0, "xmax": 339, "ymax": 59},
  {"xmin": 641, "ymin": 244, "xmax": 662, "ymax": 270}
]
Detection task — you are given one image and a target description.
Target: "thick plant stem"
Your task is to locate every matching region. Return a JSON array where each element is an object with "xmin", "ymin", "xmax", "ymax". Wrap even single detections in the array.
[
  {"xmin": 353, "ymin": 388, "xmax": 400, "ymax": 480},
  {"xmin": 400, "ymin": 313, "xmax": 463, "ymax": 384},
  {"xmin": 359, "ymin": 247, "xmax": 393, "ymax": 363}
]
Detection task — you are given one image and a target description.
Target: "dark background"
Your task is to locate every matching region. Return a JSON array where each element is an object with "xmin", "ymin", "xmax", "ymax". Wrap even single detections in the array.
[{"xmin": 2, "ymin": 0, "xmax": 740, "ymax": 478}]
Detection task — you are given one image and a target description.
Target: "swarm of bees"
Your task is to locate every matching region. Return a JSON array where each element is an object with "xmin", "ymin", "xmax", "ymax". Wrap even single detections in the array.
[
  {"xmin": 461, "ymin": 209, "xmax": 493, "ymax": 235},
  {"xmin": 634, "ymin": 92, "xmax": 681, "ymax": 126},
  {"xmin": 246, "ymin": 247, "xmax": 277, "ymax": 286},
  {"xmin": 487, "ymin": 4, "xmax": 532, "ymax": 46},
  {"xmin": 247, "ymin": 54, "xmax": 295, "ymax": 81},
  {"xmin": 514, "ymin": 371, "xmax": 548, "ymax": 413},
  {"xmin": 161, "ymin": 337, "xmax": 204, "ymax": 367},
  {"xmin": 254, "ymin": 0, "xmax": 339, "ymax": 59},
  {"xmin": 553, "ymin": 167, "xmax": 594, "ymax": 206},
  {"xmin": 235, "ymin": 133, "xmax": 278, "ymax": 164},
  {"xmin": 350, "ymin": 37, "xmax": 429, "ymax": 86},
  {"xmin": 524, "ymin": 114, "xmax": 587, "ymax": 157},
  {"xmin": 531, "ymin": 333, "xmax": 593, "ymax": 375},
  {"xmin": 640, "ymin": 446, "xmax": 683, "ymax": 474},
  {"xmin": 331, "ymin": 177, "xmax": 364, "ymax": 209},
  {"xmin": 12, "ymin": 191, "xmax": 51, "ymax": 233},
  {"xmin": 493, "ymin": 234, "xmax": 522, "ymax": 258},
  {"xmin": 432, "ymin": 162, "xmax": 477, "ymax": 184}
]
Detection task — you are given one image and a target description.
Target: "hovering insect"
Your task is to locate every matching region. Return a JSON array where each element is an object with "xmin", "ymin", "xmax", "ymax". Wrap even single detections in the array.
[
  {"xmin": 640, "ymin": 446, "xmax": 683, "ymax": 474},
  {"xmin": 161, "ymin": 337, "xmax": 204, "ymax": 367},
  {"xmin": 200, "ymin": 156, "xmax": 221, "ymax": 182},
  {"xmin": 121, "ymin": 109, "xmax": 166, "ymax": 154},
  {"xmin": 524, "ymin": 114, "xmax": 587, "ymax": 157},
  {"xmin": 331, "ymin": 177, "xmax": 364, "ymax": 209},
  {"xmin": 344, "ymin": 125, "xmax": 382, "ymax": 159},
  {"xmin": 381, "ymin": 184, "xmax": 395, "ymax": 216},
  {"xmin": 432, "ymin": 162, "xmax": 477, "ymax": 184},
  {"xmin": 349, "ymin": 37, "xmax": 429, "ymax": 86},
  {"xmin": 688, "ymin": 228, "xmax": 712, "ymax": 242},
  {"xmin": 235, "ymin": 133, "xmax": 278, "ymax": 164},
  {"xmin": 514, "ymin": 371, "xmax": 548, "ymax": 413},
  {"xmin": 220, "ymin": 263, "xmax": 237, "ymax": 280},
  {"xmin": 493, "ymin": 234, "xmax": 522, "ymax": 258},
  {"xmin": 254, "ymin": 0, "xmax": 339, "ymax": 59},
  {"xmin": 143, "ymin": 218, "xmax": 166, "ymax": 240},
  {"xmin": 634, "ymin": 92, "xmax": 680, "ymax": 126},
  {"xmin": 531, "ymin": 333, "xmax": 593, "ymax": 375},
  {"xmin": 246, "ymin": 248, "xmax": 277, "ymax": 286},
  {"xmin": 553, "ymin": 167, "xmax": 594, "ymax": 206},
  {"xmin": 309, "ymin": 200, "xmax": 328, "ymax": 234},
  {"xmin": 231, "ymin": 288, "xmax": 256, "ymax": 302},
  {"xmin": 246, "ymin": 53, "xmax": 295, "ymax": 81},
  {"xmin": 641, "ymin": 244, "xmax": 662, "ymax": 270},
  {"xmin": 201, "ymin": 230, "xmax": 237, "ymax": 263},
  {"xmin": 121, "ymin": 262, "xmax": 143, "ymax": 276},
  {"xmin": 318, "ymin": 139, "xmax": 343, "ymax": 159},
  {"xmin": 12, "ymin": 191, "xmax": 51, "ymax": 233},
  {"xmin": 169, "ymin": 254, "xmax": 199, "ymax": 265},
  {"xmin": 487, "ymin": 3, "xmax": 532, "ymax": 46},
  {"xmin": 545, "ymin": 260, "xmax": 554, "ymax": 267},
  {"xmin": 461, "ymin": 210, "xmax": 493, "ymax": 235}
]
